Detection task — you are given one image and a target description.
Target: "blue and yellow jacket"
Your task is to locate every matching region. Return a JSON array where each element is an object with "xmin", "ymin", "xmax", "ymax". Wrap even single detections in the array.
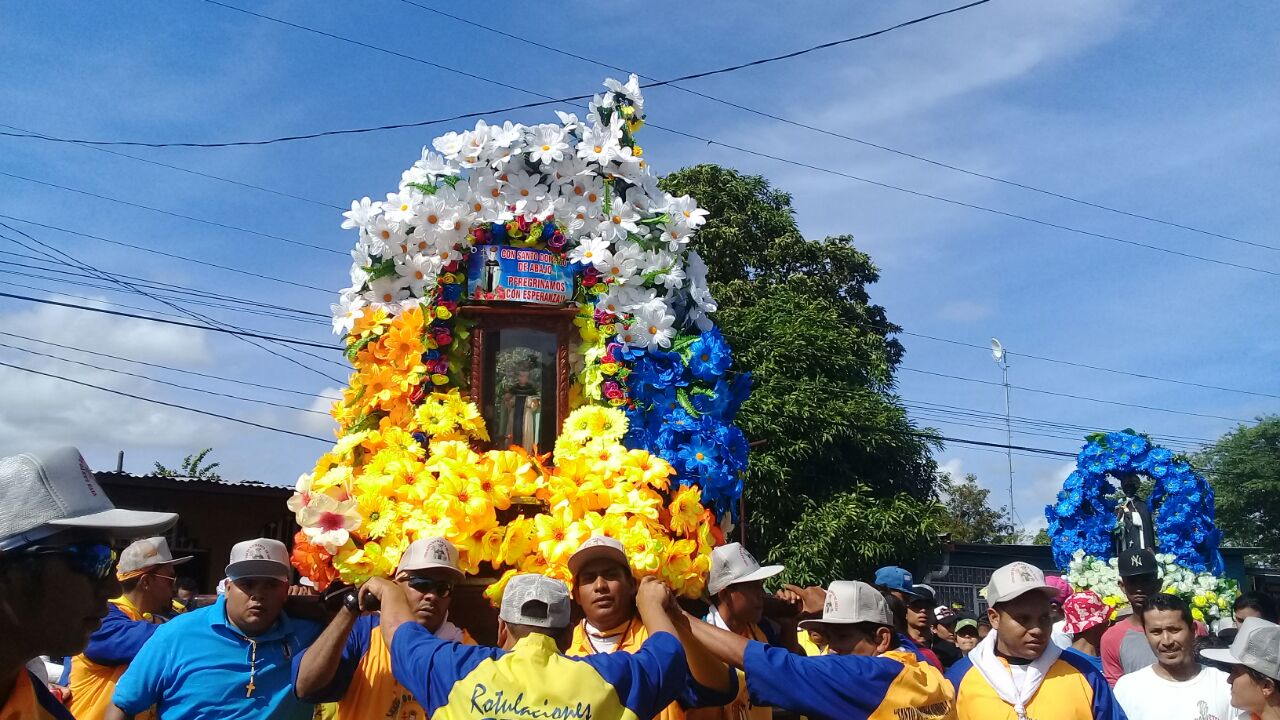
[
  {"xmin": 68, "ymin": 597, "xmax": 162, "ymax": 720},
  {"xmin": 388, "ymin": 621, "xmax": 693, "ymax": 720},
  {"xmin": 293, "ymin": 614, "xmax": 475, "ymax": 720},
  {"xmin": 944, "ymin": 651, "xmax": 1126, "ymax": 720},
  {"xmin": 1, "ymin": 670, "xmax": 74, "ymax": 720},
  {"xmin": 740, "ymin": 641, "xmax": 956, "ymax": 720}
]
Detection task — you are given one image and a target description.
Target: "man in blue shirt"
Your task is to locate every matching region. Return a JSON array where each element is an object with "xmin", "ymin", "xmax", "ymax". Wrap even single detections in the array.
[
  {"xmin": 105, "ymin": 538, "xmax": 324, "ymax": 720},
  {"xmin": 361, "ymin": 572, "xmax": 732, "ymax": 720}
]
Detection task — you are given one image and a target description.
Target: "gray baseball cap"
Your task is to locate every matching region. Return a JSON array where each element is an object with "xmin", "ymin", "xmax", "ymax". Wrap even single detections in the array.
[
  {"xmin": 799, "ymin": 581, "xmax": 893, "ymax": 630},
  {"xmin": 1202, "ymin": 616, "xmax": 1280, "ymax": 680},
  {"xmin": 0, "ymin": 447, "xmax": 178, "ymax": 551},
  {"xmin": 499, "ymin": 574, "xmax": 571, "ymax": 629},
  {"xmin": 707, "ymin": 542, "xmax": 783, "ymax": 596},
  {"xmin": 985, "ymin": 561, "xmax": 1059, "ymax": 605},
  {"xmin": 117, "ymin": 537, "xmax": 192, "ymax": 579}
]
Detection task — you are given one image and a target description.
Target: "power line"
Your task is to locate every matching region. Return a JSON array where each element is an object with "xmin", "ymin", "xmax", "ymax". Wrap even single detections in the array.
[
  {"xmin": 0, "ymin": 341, "xmax": 328, "ymax": 415},
  {"xmin": 899, "ymin": 365, "xmax": 1254, "ymax": 423},
  {"xmin": 9, "ymin": 7, "xmax": 1273, "ymax": 276},
  {"xmin": 0, "ymin": 329, "xmax": 342, "ymax": 401},
  {"xmin": 644, "ymin": 124, "xmax": 1280, "ymax": 278},
  {"xmin": 0, "ymin": 0, "xmax": 991, "ymax": 149},
  {"xmin": 0, "ymin": 123, "xmax": 343, "ymax": 210},
  {"xmin": 0, "ymin": 359, "xmax": 332, "ymax": 444},
  {"xmin": 0, "ymin": 171, "xmax": 345, "ymax": 256},
  {"xmin": 0, "ymin": 213, "xmax": 333, "ymax": 293},
  {"xmin": 395, "ymin": 0, "xmax": 1280, "ymax": 256},
  {"xmin": 900, "ymin": 331, "xmax": 1280, "ymax": 401},
  {"xmin": 0, "ymin": 224, "xmax": 347, "ymax": 380},
  {"xmin": 0, "ymin": 290, "xmax": 341, "ymax": 350},
  {"xmin": 0, "ymin": 264, "xmax": 329, "ymax": 326}
]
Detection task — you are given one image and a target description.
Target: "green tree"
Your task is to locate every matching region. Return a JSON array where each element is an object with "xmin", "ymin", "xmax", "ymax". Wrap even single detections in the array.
[
  {"xmin": 154, "ymin": 448, "xmax": 222, "ymax": 482},
  {"xmin": 939, "ymin": 473, "xmax": 1019, "ymax": 544},
  {"xmin": 1196, "ymin": 415, "xmax": 1280, "ymax": 558},
  {"xmin": 1031, "ymin": 528, "xmax": 1051, "ymax": 546},
  {"xmin": 660, "ymin": 165, "xmax": 946, "ymax": 584}
]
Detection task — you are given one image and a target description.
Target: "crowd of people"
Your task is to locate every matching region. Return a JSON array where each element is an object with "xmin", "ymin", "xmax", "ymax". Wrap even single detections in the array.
[{"xmin": 5, "ymin": 445, "xmax": 1280, "ymax": 720}]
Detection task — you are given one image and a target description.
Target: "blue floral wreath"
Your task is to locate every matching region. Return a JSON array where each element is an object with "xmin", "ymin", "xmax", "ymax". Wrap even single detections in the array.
[{"xmin": 1046, "ymin": 430, "xmax": 1223, "ymax": 573}]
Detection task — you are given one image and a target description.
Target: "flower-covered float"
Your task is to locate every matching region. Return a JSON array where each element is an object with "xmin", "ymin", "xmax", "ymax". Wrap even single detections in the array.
[
  {"xmin": 287, "ymin": 76, "xmax": 751, "ymax": 604},
  {"xmin": 1045, "ymin": 430, "xmax": 1237, "ymax": 624}
]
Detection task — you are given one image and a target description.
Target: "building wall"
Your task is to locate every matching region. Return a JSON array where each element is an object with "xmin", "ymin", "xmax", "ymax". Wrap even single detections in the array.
[{"xmin": 97, "ymin": 476, "xmax": 296, "ymax": 593}]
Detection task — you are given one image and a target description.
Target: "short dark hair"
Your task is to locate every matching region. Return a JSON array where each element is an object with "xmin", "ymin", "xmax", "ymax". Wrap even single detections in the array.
[
  {"xmin": 1234, "ymin": 591, "xmax": 1279, "ymax": 623},
  {"xmin": 881, "ymin": 590, "xmax": 908, "ymax": 633},
  {"xmin": 1141, "ymin": 592, "xmax": 1194, "ymax": 629},
  {"xmin": 175, "ymin": 577, "xmax": 199, "ymax": 593}
]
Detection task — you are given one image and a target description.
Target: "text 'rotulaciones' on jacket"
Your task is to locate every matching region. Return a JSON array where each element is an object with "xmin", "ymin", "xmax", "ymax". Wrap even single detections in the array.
[
  {"xmin": 944, "ymin": 650, "xmax": 1127, "ymax": 720},
  {"xmin": 741, "ymin": 641, "xmax": 957, "ymax": 720},
  {"xmin": 388, "ymin": 621, "xmax": 695, "ymax": 720}
]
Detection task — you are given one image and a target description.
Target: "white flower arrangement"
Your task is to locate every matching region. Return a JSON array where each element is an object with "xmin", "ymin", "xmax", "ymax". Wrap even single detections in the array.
[
  {"xmin": 1063, "ymin": 549, "xmax": 1238, "ymax": 623},
  {"xmin": 332, "ymin": 75, "xmax": 714, "ymax": 346}
]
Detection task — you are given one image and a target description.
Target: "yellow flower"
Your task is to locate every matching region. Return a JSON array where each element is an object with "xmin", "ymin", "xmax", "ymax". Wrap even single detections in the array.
[
  {"xmin": 621, "ymin": 450, "xmax": 672, "ymax": 490},
  {"xmin": 483, "ymin": 568, "xmax": 521, "ymax": 607},
  {"xmin": 1193, "ymin": 595, "xmax": 1207, "ymax": 608},
  {"xmin": 498, "ymin": 518, "xmax": 537, "ymax": 567},
  {"xmin": 335, "ymin": 539, "xmax": 399, "ymax": 585},
  {"xmin": 357, "ymin": 493, "xmax": 398, "ymax": 539},
  {"xmin": 669, "ymin": 486, "xmax": 705, "ymax": 535},
  {"xmin": 1192, "ymin": 607, "xmax": 1205, "ymax": 622},
  {"xmin": 535, "ymin": 505, "xmax": 589, "ymax": 565}
]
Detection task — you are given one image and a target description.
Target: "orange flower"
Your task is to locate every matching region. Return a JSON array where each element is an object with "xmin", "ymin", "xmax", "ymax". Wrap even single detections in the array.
[{"xmin": 291, "ymin": 530, "xmax": 338, "ymax": 589}]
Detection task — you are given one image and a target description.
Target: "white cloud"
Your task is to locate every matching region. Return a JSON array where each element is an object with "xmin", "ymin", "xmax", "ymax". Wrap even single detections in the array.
[
  {"xmin": 939, "ymin": 299, "xmax": 992, "ymax": 323},
  {"xmin": 938, "ymin": 457, "xmax": 965, "ymax": 482},
  {"xmin": 297, "ymin": 386, "xmax": 343, "ymax": 437},
  {"xmin": 0, "ymin": 298, "xmax": 226, "ymax": 458}
]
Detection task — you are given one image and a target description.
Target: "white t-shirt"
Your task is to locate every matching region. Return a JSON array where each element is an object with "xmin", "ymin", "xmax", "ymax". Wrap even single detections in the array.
[
  {"xmin": 1051, "ymin": 619, "xmax": 1073, "ymax": 649},
  {"xmin": 1113, "ymin": 664, "xmax": 1241, "ymax": 720}
]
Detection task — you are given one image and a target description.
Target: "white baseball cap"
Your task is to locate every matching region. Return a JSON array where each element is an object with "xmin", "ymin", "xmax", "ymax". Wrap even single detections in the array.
[
  {"xmin": 117, "ymin": 537, "xmax": 192, "ymax": 579},
  {"xmin": 1203, "ymin": 617, "xmax": 1280, "ymax": 680},
  {"xmin": 799, "ymin": 581, "xmax": 893, "ymax": 630},
  {"xmin": 499, "ymin": 574, "xmax": 572, "ymax": 629},
  {"xmin": 397, "ymin": 537, "xmax": 463, "ymax": 578},
  {"xmin": 0, "ymin": 446, "xmax": 177, "ymax": 551},
  {"xmin": 985, "ymin": 561, "xmax": 1059, "ymax": 605},
  {"xmin": 568, "ymin": 535, "xmax": 629, "ymax": 577},
  {"xmin": 225, "ymin": 538, "xmax": 290, "ymax": 582},
  {"xmin": 708, "ymin": 542, "xmax": 784, "ymax": 595}
]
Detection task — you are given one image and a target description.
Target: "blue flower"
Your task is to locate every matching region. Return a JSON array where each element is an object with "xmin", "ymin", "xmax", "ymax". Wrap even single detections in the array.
[
  {"xmin": 678, "ymin": 437, "xmax": 719, "ymax": 474},
  {"xmin": 688, "ymin": 328, "xmax": 732, "ymax": 381}
]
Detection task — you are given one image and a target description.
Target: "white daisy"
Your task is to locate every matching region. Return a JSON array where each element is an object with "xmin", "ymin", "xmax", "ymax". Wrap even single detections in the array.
[
  {"xmin": 596, "ymin": 285, "xmax": 642, "ymax": 316},
  {"xmin": 413, "ymin": 147, "xmax": 457, "ymax": 179},
  {"xmin": 569, "ymin": 235, "xmax": 612, "ymax": 271},
  {"xmin": 367, "ymin": 275, "xmax": 411, "ymax": 308},
  {"xmin": 526, "ymin": 124, "xmax": 569, "ymax": 165},
  {"xmin": 577, "ymin": 118, "xmax": 622, "ymax": 165},
  {"xmin": 341, "ymin": 196, "xmax": 380, "ymax": 230},
  {"xmin": 600, "ymin": 200, "xmax": 640, "ymax": 242},
  {"xmin": 502, "ymin": 171, "xmax": 547, "ymax": 215},
  {"xmin": 383, "ymin": 188, "xmax": 421, "ymax": 225},
  {"xmin": 632, "ymin": 300, "xmax": 676, "ymax": 349},
  {"xmin": 604, "ymin": 74, "xmax": 645, "ymax": 115},
  {"xmin": 667, "ymin": 194, "xmax": 709, "ymax": 229},
  {"xmin": 433, "ymin": 130, "xmax": 467, "ymax": 159},
  {"xmin": 601, "ymin": 242, "xmax": 640, "ymax": 285},
  {"xmin": 396, "ymin": 252, "xmax": 442, "ymax": 295},
  {"xmin": 660, "ymin": 220, "xmax": 691, "ymax": 252},
  {"xmin": 555, "ymin": 110, "xmax": 582, "ymax": 134},
  {"xmin": 362, "ymin": 215, "xmax": 400, "ymax": 256}
]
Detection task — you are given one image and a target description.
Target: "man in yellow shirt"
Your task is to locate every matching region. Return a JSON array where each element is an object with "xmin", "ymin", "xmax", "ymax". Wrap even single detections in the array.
[
  {"xmin": 293, "ymin": 537, "xmax": 475, "ymax": 719},
  {"xmin": 566, "ymin": 536, "xmax": 736, "ymax": 720},
  {"xmin": 687, "ymin": 542, "xmax": 801, "ymax": 720},
  {"xmin": 68, "ymin": 536, "xmax": 191, "ymax": 720}
]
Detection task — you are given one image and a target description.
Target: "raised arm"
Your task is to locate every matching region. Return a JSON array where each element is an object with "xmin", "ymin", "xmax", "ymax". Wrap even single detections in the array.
[
  {"xmin": 362, "ymin": 577, "xmax": 414, "ymax": 650},
  {"xmin": 293, "ymin": 604, "xmax": 359, "ymax": 699},
  {"xmin": 684, "ymin": 611, "xmax": 750, "ymax": 669},
  {"xmin": 636, "ymin": 577, "xmax": 732, "ymax": 693}
]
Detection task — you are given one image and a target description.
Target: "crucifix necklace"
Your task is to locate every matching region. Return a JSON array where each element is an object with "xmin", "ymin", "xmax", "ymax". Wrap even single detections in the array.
[{"xmin": 246, "ymin": 639, "xmax": 258, "ymax": 697}]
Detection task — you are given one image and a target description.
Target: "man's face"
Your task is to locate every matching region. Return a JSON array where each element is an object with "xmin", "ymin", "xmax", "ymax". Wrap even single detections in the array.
[
  {"xmin": 225, "ymin": 577, "xmax": 288, "ymax": 635},
  {"xmin": 955, "ymin": 630, "xmax": 979, "ymax": 652},
  {"xmin": 573, "ymin": 559, "xmax": 636, "ymax": 631},
  {"xmin": 935, "ymin": 622, "xmax": 956, "ymax": 643},
  {"xmin": 396, "ymin": 568, "xmax": 456, "ymax": 632},
  {"xmin": 1121, "ymin": 573, "xmax": 1161, "ymax": 611},
  {"xmin": 820, "ymin": 623, "xmax": 886, "ymax": 656},
  {"xmin": 176, "ymin": 587, "xmax": 196, "ymax": 604},
  {"xmin": 989, "ymin": 592, "xmax": 1053, "ymax": 660},
  {"xmin": 139, "ymin": 570, "xmax": 177, "ymax": 614},
  {"xmin": 906, "ymin": 600, "xmax": 933, "ymax": 633},
  {"xmin": 0, "ymin": 536, "xmax": 120, "ymax": 658},
  {"xmin": 720, "ymin": 580, "xmax": 766, "ymax": 626},
  {"xmin": 1143, "ymin": 608, "xmax": 1193, "ymax": 670}
]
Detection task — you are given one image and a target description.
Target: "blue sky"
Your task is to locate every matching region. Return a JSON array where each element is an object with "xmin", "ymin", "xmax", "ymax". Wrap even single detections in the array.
[{"xmin": 1, "ymin": 1, "xmax": 1276, "ymax": 535}]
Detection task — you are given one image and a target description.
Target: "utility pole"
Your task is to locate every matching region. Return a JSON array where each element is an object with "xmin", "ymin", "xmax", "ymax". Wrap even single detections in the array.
[{"xmin": 991, "ymin": 338, "xmax": 1015, "ymax": 531}]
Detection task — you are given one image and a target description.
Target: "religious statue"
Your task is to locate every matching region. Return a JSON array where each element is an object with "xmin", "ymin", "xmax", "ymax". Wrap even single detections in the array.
[
  {"xmin": 499, "ymin": 361, "xmax": 542, "ymax": 452},
  {"xmin": 1111, "ymin": 471, "xmax": 1157, "ymax": 556}
]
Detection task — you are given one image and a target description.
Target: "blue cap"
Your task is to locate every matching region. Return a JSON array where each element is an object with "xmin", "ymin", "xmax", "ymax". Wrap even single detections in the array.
[{"xmin": 874, "ymin": 566, "xmax": 921, "ymax": 598}]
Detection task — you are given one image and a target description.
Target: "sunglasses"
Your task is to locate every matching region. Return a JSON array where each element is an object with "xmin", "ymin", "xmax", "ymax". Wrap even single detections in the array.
[
  {"xmin": 16, "ymin": 542, "xmax": 117, "ymax": 580},
  {"xmin": 406, "ymin": 577, "xmax": 453, "ymax": 597}
]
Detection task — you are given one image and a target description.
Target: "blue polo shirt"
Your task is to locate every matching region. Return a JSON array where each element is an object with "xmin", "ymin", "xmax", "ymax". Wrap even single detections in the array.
[{"xmin": 112, "ymin": 595, "xmax": 323, "ymax": 720}]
